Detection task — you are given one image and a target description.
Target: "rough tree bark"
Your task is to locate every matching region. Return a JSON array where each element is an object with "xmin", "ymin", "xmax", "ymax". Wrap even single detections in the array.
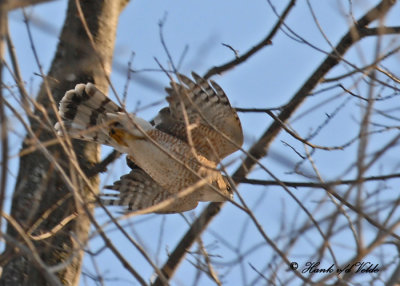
[{"xmin": 0, "ymin": 0, "xmax": 128, "ymax": 285}]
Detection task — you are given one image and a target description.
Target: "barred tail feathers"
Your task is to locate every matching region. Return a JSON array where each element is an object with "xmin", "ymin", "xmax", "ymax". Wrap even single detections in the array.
[
  {"xmin": 55, "ymin": 83, "xmax": 153, "ymax": 146},
  {"xmin": 55, "ymin": 83, "xmax": 122, "ymax": 145}
]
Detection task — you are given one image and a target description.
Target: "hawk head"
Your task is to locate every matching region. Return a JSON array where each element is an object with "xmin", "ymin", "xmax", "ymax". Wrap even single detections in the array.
[{"xmin": 198, "ymin": 175, "xmax": 234, "ymax": 202}]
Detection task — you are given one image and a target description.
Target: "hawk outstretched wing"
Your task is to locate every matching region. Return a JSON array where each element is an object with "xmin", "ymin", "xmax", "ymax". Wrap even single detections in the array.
[{"xmin": 155, "ymin": 73, "xmax": 243, "ymax": 161}]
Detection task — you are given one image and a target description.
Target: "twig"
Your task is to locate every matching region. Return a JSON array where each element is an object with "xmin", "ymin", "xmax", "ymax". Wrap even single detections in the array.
[
  {"xmin": 221, "ymin": 43, "xmax": 239, "ymax": 59},
  {"xmin": 5, "ymin": 25, "xmax": 30, "ymax": 109},
  {"xmin": 240, "ymin": 172, "xmax": 400, "ymax": 188},
  {"xmin": 0, "ymin": 1, "xmax": 8, "ymax": 236},
  {"xmin": 204, "ymin": 0, "xmax": 295, "ymax": 78},
  {"xmin": 323, "ymin": 44, "xmax": 400, "ymax": 84},
  {"xmin": 152, "ymin": 202, "xmax": 224, "ymax": 286},
  {"xmin": 177, "ymin": 44, "xmax": 189, "ymax": 70},
  {"xmin": 6, "ymin": 0, "xmax": 56, "ymax": 10},
  {"xmin": 158, "ymin": 13, "xmax": 177, "ymax": 73},
  {"xmin": 248, "ymin": 263, "xmax": 270, "ymax": 284},
  {"xmin": 266, "ymin": 110, "xmax": 344, "ymax": 150},
  {"xmin": 197, "ymin": 239, "xmax": 222, "ymax": 286},
  {"xmin": 122, "ymin": 51, "xmax": 135, "ymax": 104},
  {"xmin": 235, "ymin": 107, "xmax": 282, "ymax": 113}
]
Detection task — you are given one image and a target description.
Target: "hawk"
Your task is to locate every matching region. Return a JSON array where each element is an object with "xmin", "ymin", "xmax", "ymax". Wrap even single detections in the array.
[{"xmin": 55, "ymin": 73, "xmax": 243, "ymax": 213}]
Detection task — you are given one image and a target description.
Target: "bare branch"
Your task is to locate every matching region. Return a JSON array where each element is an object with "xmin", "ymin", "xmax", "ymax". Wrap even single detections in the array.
[
  {"xmin": 5, "ymin": 0, "xmax": 57, "ymax": 11},
  {"xmin": 203, "ymin": 0, "xmax": 295, "ymax": 79},
  {"xmin": 240, "ymin": 173, "xmax": 400, "ymax": 188},
  {"xmin": 152, "ymin": 1, "xmax": 398, "ymax": 284},
  {"xmin": 266, "ymin": 110, "xmax": 344, "ymax": 150},
  {"xmin": 0, "ymin": 0, "xmax": 8, "ymax": 244}
]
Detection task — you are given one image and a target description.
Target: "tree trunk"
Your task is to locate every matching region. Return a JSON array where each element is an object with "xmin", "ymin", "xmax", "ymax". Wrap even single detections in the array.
[{"xmin": 0, "ymin": 0, "xmax": 128, "ymax": 285}]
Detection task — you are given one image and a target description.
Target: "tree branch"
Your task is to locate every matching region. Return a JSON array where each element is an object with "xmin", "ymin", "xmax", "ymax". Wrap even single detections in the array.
[
  {"xmin": 0, "ymin": 0, "xmax": 8, "ymax": 243},
  {"xmin": 151, "ymin": 0, "xmax": 398, "ymax": 284},
  {"xmin": 6, "ymin": 0, "xmax": 57, "ymax": 11},
  {"xmin": 240, "ymin": 172, "xmax": 400, "ymax": 188},
  {"xmin": 203, "ymin": 0, "xmax": 296, "ymax": 79}
]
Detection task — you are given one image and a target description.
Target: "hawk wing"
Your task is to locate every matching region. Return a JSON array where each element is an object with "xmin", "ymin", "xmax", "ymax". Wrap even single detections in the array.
[
  {"xmin": 154, "ymin": 73, "xmax": 243, "ymax": 161},
  {"xmin": 101, "ymin": 165, "xmax": 198, "ymax": 214}
]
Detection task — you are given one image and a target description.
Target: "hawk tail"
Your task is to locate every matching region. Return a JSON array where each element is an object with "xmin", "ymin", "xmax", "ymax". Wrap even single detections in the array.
[{"xmin": 54, "ymin": 83, "xmax": 122, "ymax": 145}]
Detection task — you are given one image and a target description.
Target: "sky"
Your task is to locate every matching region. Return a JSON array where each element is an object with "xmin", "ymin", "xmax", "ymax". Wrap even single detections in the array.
[{"xmin": 4, "ymin": 0, "xmax": 400, "ymax": 285}]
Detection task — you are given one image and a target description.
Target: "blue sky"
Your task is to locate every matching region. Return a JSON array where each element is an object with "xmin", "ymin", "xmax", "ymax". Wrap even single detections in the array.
[{"xmin": 5, "ymin": 0, "xmax": 400, "ymax": 285}]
